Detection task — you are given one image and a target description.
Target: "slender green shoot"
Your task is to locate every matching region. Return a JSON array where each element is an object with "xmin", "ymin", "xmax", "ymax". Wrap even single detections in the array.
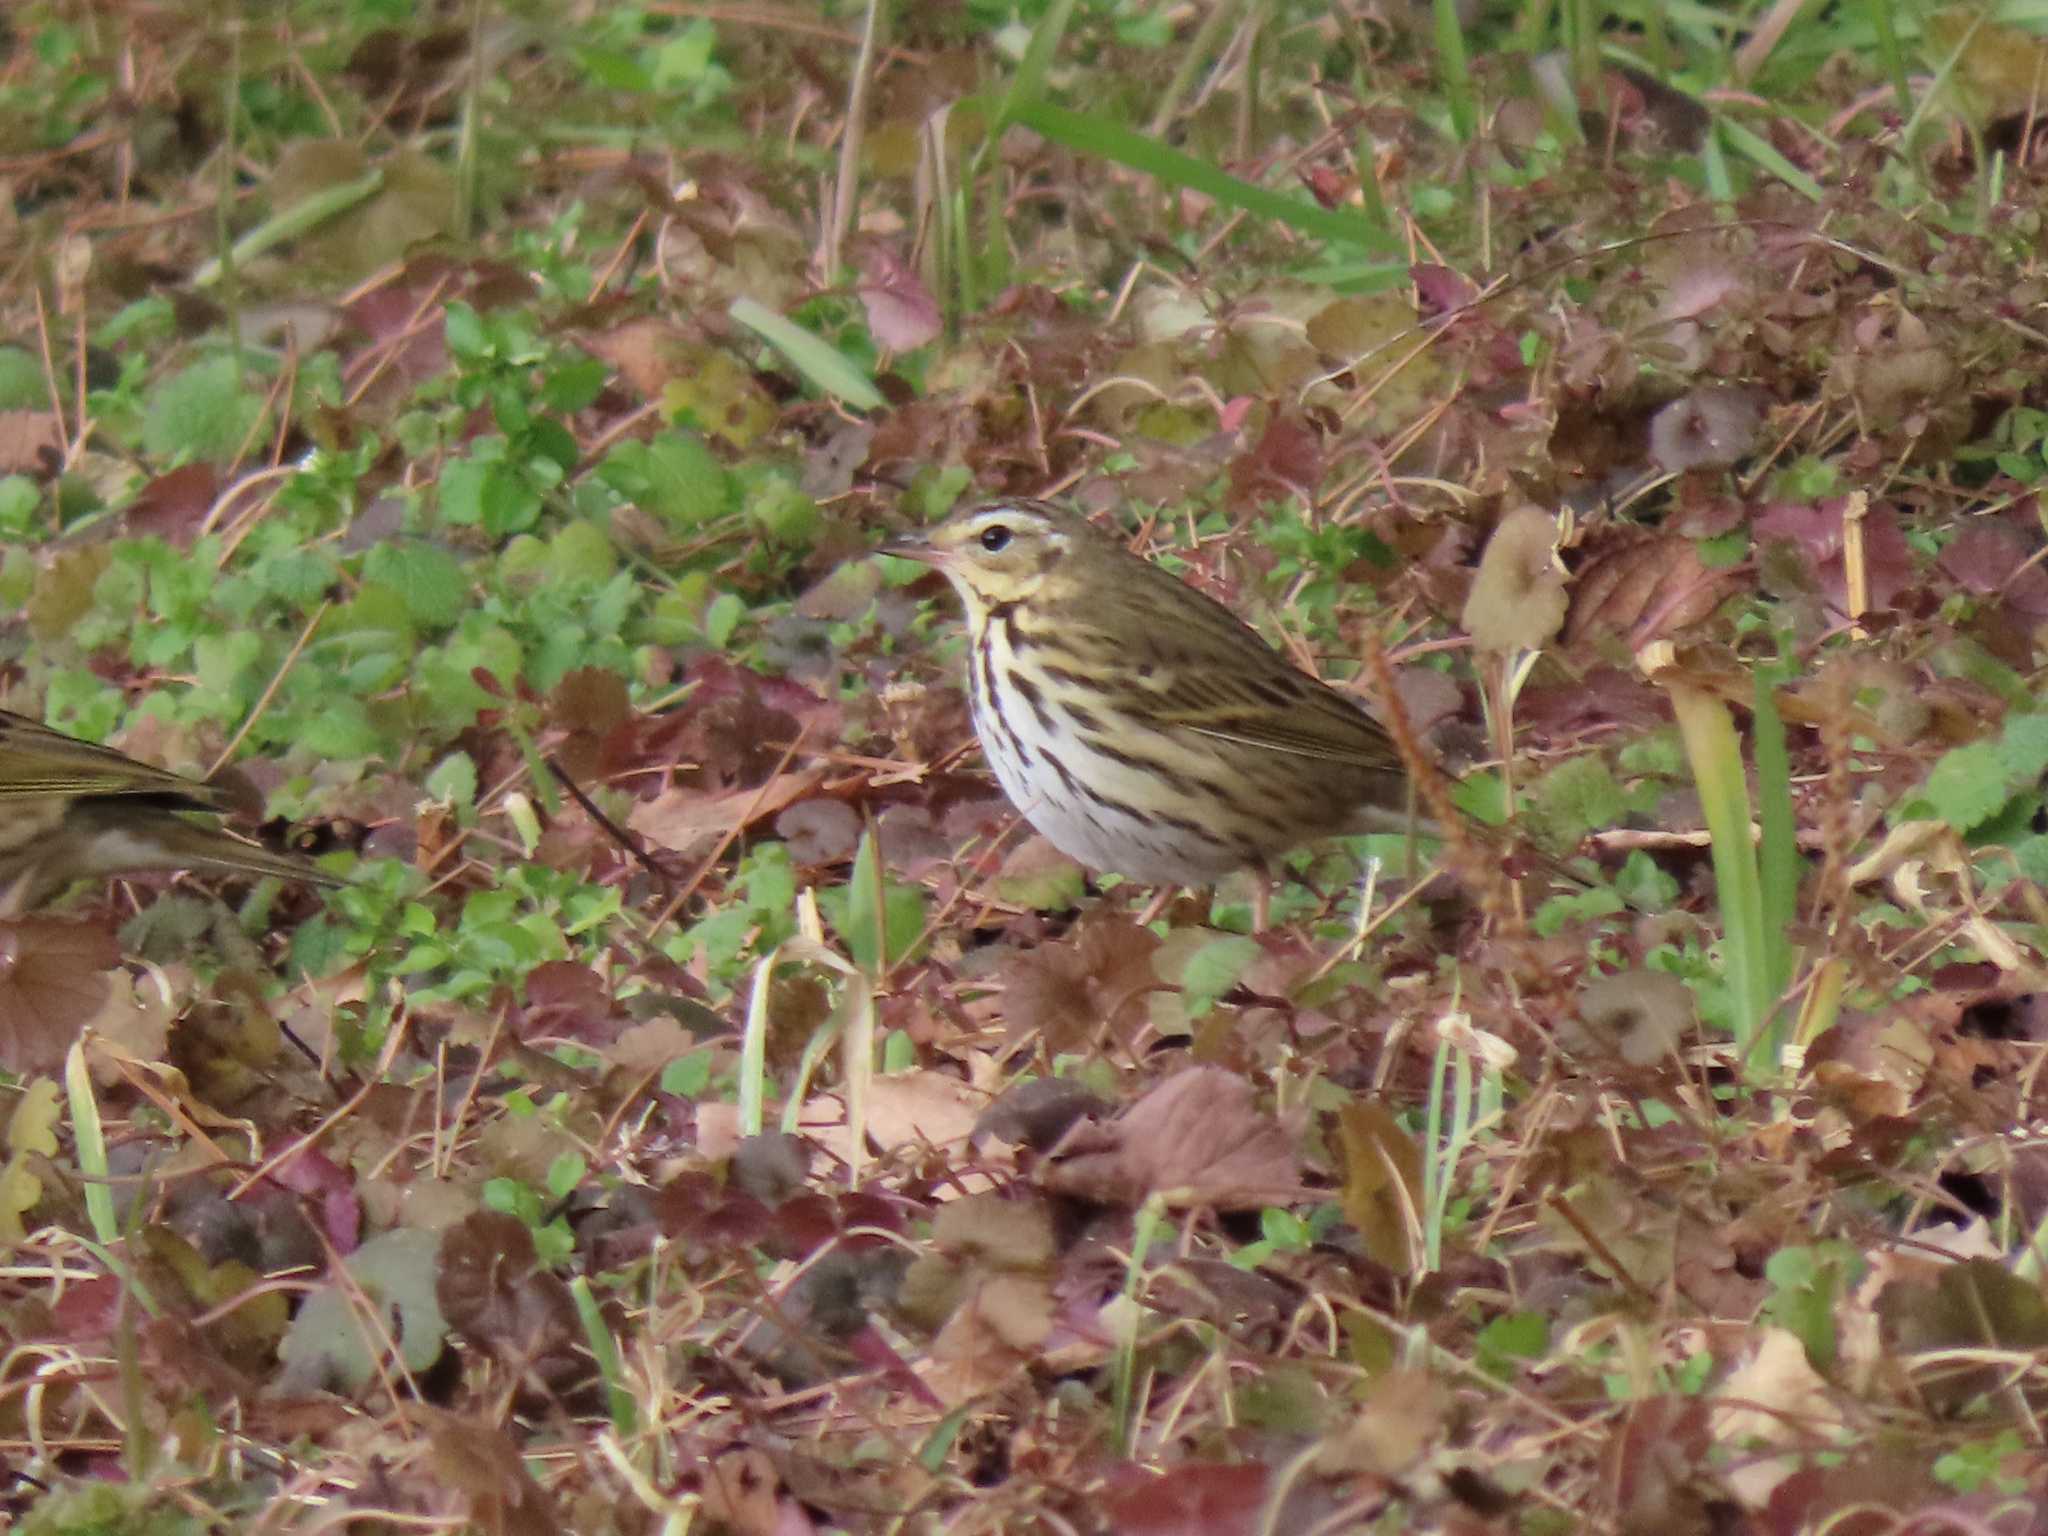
[
  {"xmin": 1667, "ymin": 682, "xmax": 1780, "ymax": 1072},
  {"xmin": 1433, "ymin": 0, "xmax": 1477, "ymax": 143},
  {"xmin": 1010, "ymin": 100, "xmax": 1399, "ymax": 252},
  {"xmin": 571, "ymin": 1275, "xmax": 637, "ymax": 1436}
]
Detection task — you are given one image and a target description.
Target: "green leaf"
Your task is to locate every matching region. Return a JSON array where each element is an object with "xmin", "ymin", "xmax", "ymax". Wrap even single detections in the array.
[
  {"xmin": 600, "ymin": 432, "xmax": 731, "ymax": 532},
  {"xmin": 277, "ymin": 1229, "xmax": 445, "ymax": 1391},
  {"xmin": 1009, "ymin": 100, "xmax": 1399, "ymax": 254},
  {"xmin": 818, "ymin": 828, "xmax": 925, "ymax": 971},
  {"xmin": 662, "ymin": 1052, "xmax": 713, "ymax": 1098},
  {"xmin": 729, "ymin": 297, "xmax": 885, "ymax": 409},
  {"xmin": 1475, "ymin": 1311, "xmax": 1548, "ymax": 1377},
  {"xmin": 1922, "ymin": 740, "xmax": 2010, "ymax": 833},
  {"xmin": 1180, "ymin": 934, "xmax": 1259, "ymax": 1018},
  {"xmin": 426, "ymin": 751, "xmax": 479, "ymax": 807},
  {"xmin": 143, "ymin": 355, "xmax": 265, "ymax": 462},
  {"xmin": 703, "ymin": 590, "xmax": 744, "ymax": 649},
  {"xmin": 1998, "ymin": 712, "xmax": 2048, "ymax": 783},
  {"xmin": 363, "ymin": 541, "xmax": 468, "ymax": 627}
]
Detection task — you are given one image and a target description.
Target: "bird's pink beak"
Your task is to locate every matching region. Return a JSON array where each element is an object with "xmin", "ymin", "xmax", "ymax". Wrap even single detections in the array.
[{"xmin": 880, "ymin": 531, "xmax": 945, "ymax": 566}]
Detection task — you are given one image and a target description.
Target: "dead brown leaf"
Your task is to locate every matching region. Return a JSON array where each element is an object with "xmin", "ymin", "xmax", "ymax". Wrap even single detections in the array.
[
  {"xmin": 423, "ymin": 1407, "xmax": 563, "ymax": 1536},
  {"xmin": 628, "ymin": 769, "xmax": 824, "ymax": 860},
  {"xmin": 1001, "ymin": 916, "xmax": 1163, "ymax": 1054},
  {"xmin": 1336, "ymin": 1100, "xmax": 1423, "ymax": 1275},
  {"xmin": 1566, "ymin": 533, "xmax": 1745, "ymax": 646},
  {"xmin": 1040, "ymin": 1065, "xmax": 1302, "ymax": 1209},
  {"xmin": 0, "ymin": 918, "xmax": 122, "ymax": 1075}
]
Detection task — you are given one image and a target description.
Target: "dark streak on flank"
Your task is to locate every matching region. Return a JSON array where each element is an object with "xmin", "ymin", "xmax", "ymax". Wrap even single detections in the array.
[
  {"xmin": 1038, "ymin": 745, "xmax": 1086, "ymax": 802},
  {"xmin": 1091, "ymin": 738, "xmax": 1216, "ymax": 804},
  {"xmin": 1035, "ymin": 662, "xmax": 1093, "ymax": 692},
  {"xmin": 980, "ymin": 698, "xmax": 1037, "ymax": 769},
  {"xmin": 1005, "ymin": 668, "xmax": 1058, "ymax": 736}
]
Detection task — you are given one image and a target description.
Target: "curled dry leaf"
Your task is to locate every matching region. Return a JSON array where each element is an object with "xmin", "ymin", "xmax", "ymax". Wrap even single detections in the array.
[
  {"xmin": 699, "ymin": 1445, "xmax": 811, "ymax": 1536},
  {"xmin": 857, "ymin": 244, "xmax": 942, "ymax": 353},
  {"xmin": 0, "ymin": 410, "xmax": 65, "ymax": 476},
  {"xmin": 922, "ymin": 1267, "xmax": 1058, "ymax": 1405},
  {"xmin": 1648, "ymin": 385, "xmax": 1764, "ymax": 472},
  {"xmin": 1315, "ymin": 1366, "xmax": 1449, "ymax": 1480},
  {"xmin": 1463, "ymin": 506, "xmax": 1568, "ymax": 651},
  {"xmin": 1566, "ymin": 534, "xmax": 1745, "ymax": 646},
  {"xmin": 628, "ymin": 769, "xmax": 825, "ymax": 861},
  {"xmin": 1040, "ymin": 1065, "xmax": 1302, "ymax": 1210}
]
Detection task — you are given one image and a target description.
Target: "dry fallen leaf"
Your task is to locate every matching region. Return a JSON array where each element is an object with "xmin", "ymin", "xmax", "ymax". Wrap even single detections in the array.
[
  {"xmin": 1001, "ymin": 916, "xmax": 1163, "ymax": 1054},
  {"xmin": 1040, "ymin": 1065, "xmax": 1302, "ymax": 1209},
  {"xmin": 1463, "ymin": 506, "xmax": 1569, "ymax": 651},
  {"xmin": 0, "ymin": 918, "xmax": 122, "ymax": 1074},
  {"xmin": 1566, "ymin": 534, "xmax": 1745, "ymax": 646},
  {"xmin": 628, "ymin": 769, "xmax": 824, "ymax": 860}
]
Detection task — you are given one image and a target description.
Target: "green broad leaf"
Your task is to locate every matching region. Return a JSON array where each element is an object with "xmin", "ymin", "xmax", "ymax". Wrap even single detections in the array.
[
  {"xmin": 544, "ymin": 356, "xmax": 606, "ymax": 415},
  {"xmin": 426, "ymin": 751, "xmax": 479, "ymax": 807},
  {"xmin": 746, "ymin": 477, "xmax": 819, "ymax": 545},
  {"xmin": 1998, "ymin": 712, "xmax": 2048, "ymax": 783},
  {"xmin": 193, "ymin": 630, "xmax": 264, "ymax": 704},
  {"xmin": 143, "ymin": 355, "xmax": 265, "ymax": 462},
  {"xmin": 575, "ymin": 45, "xmax": 654, "ymax": 92},
  {"xmin": 547, "ymin": 519, "xmax": 617, "ymax": 583},
  {"xmin": 363, "ymin": 541, "xmax": 468, "ymax": 628},
  {"xmin": 1179, "ymin": 933, "xmax": 1259, "ymax": 1018},
  {"xmin": 662, "ymin": 1052, "xmax": 713, "ymax": 1098},
  {"xmin": 1475, "ymin": 1311, "xmax": 1548, "ymax": 1377},
  {"xmin": 1922, "ymin": 740, "xmax": 2013, "ymax": 833},
  {"xmin": 296, "ymin": 697, "xmax": 382, "ymax": 759},
  {"xmin": 277, "ymin": 1228, "xmax": 445, "ymax": 1392},
  {"xmin": 546, "ymin": 1152, "xmax": 587, "ymax": 1199},
  {"xmin": 703, "ymin": 591, "xmax": 745, "ymax": 649},
  {"xmin": 1525, "ymin": 756, "xmax": 1628, "ymax": 845},
  {"xmin": 600, "ymin": 432, "xmax": 732, "ymax": 532}
]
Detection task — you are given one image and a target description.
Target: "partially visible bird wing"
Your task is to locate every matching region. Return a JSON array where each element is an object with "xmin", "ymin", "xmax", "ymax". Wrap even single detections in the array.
[
  {"xmin": 0, "ymin": 709, "xmax": 228, "ymax": 808},
  {"xmin": 1145, "ymin": 664, "xmax": 1402, "ymax": 766},
  {"xmin": 1057, "ymin": 567, "xmax": 1404, "ymax": 769}
]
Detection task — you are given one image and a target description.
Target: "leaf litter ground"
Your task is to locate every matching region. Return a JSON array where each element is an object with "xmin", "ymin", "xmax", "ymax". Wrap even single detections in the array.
[{"xmin": 4, "ymin": 5, "xmax": 2048, "ymax": 1534}]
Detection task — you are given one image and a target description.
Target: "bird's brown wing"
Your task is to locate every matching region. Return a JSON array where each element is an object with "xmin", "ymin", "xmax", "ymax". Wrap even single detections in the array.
[
  {"xmin": 1061, "ymin": 568, "xmax": 1404, "ymax": 769},
  {"xmin": 1146, "ymin": 664, "xmax": 1402, "ymax": 766},
  {"xmin": 0, "ymin": 709, "xmax": 227, "ymax": 807}
]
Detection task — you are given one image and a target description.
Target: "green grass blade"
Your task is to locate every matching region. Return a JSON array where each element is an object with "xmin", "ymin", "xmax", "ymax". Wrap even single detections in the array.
[
  {"xmin": 66, "ymin": 1039, "xmax": 119, "ymax": 1246},
  {"xmin": 1713, "ymin": 117, "xmax": 1824, "ymax": 201},
  {"xmin": 1009, "ymin": 100, "xmax": 1400, "ymax": 253},
  {"xmin": 995, "ymin": 0, "xmax": 1081, "ymax": 127},
  {"xmin": 571, "ymin": 1274, "xmax": 637, "ymax": 1437},
  {"xmin": 1753, "ymin": 676, "xmax": 1798, "ymax": 998},
  {"xmin": 1667, "ymin": 682, "xmax": 1774, "ymax": 1071},
  {"xmin": 1866, "ymin": 0, "xmax": 1911, "ymax": 115},
  {"xmin": 1433, "ymin": 0, "xmax": 1477, "ymax": 142}
]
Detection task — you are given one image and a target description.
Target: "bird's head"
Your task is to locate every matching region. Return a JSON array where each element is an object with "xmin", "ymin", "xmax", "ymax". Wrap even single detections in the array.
[{"xmin": 882, "ymin": 499, "xmax": 1091, "ymax": 615}]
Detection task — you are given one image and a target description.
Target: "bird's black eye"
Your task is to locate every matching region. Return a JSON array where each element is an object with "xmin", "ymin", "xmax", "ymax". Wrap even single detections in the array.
[{"xmin": 979, "ymin": 524, "xmax": 1012, "ymax": 553}]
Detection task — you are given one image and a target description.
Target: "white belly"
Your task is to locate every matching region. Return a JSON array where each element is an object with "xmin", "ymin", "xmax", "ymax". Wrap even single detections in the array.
[{"xmin": 970, "ymin": 687, "xmax": 1241, "ymax": 884}]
